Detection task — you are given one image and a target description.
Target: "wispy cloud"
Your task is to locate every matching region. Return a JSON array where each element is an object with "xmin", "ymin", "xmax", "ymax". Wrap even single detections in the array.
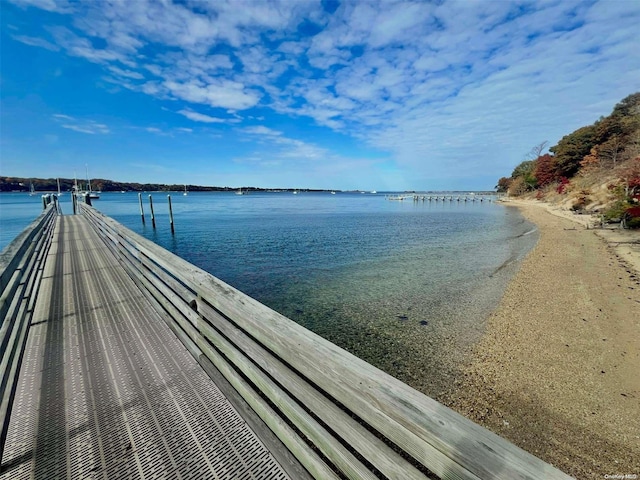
[
  {"xmin": 10, "ymin": 0, "xmax": 72, "ymax": 13},
  {"xmin": 242, "ymin": 126, "xmax": 282, "ymax": 136},
  {"xmin": 177, "ymin": 109, "xmax": 227, "ymax": 123},
  {"xmin": 164, "ymin": 80, "xmax": 260, "ymax": 110},
  {"xmin": 12, "ymin": 34, "xmax": 59, "ymax": 51},
  {"xmin": 108, "ymin": 66, "xmax": 144, "ymax": 80},
  {"xmin": 240, "ymin": 125, "xmax": 327, "ymax": 163},
  {"xmin": 52, "ymin": 114, "xmax": 109, "ymax": 134}
]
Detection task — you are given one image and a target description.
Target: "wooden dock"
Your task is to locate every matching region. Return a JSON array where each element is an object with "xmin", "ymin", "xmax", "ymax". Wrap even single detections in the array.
[{"xmin": 1, "ymin": 202, "xmax": 574, "ymax": 479}]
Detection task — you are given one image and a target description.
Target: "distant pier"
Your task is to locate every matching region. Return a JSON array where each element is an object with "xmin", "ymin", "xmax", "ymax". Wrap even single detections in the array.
[{"xmin": 385, "ymin": 194, "xmax": 495, "ymax": 203}]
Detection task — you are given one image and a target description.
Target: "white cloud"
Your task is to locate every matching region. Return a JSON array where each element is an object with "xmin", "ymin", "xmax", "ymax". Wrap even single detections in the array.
[
  {"xmin": 242, "ymin": 126, "xmax": 282, "ymax": 136},
  {"xmin": 61, "ymin": 123, "xmax": 109, "ymax": 134},
  {"xmin": 52, "ymin": 114, "xmax": 110, "ymax": 134},
  {"xmin": 177, "ymin": 109, "xmax": 227, "ymax": 123},
  {"xmin": 164, "ymin": 80, "xmax": 260, "ymax": 110},
  {"xmin": 9, "ymin": 0, "xmax": 71, "ymax": 13},
  {"xmin": 12, "ymin": 34, "xmax": 59, "ymax": 51},
  {"xmin": 239, "ymin": 124, "xmax": 328, "ymax": 163},
  {"xmin": 108, "ymin": 66, "xmax": 144, "ymax": 80}
]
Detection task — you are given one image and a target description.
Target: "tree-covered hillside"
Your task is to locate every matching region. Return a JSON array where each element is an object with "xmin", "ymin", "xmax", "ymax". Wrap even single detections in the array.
[{"xmin": 497, "ymin": 92, "xmax": 640, "ymax": 226}]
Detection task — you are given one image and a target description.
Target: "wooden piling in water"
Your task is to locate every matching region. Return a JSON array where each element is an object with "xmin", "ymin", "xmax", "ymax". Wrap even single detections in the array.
[
  {"xmin": 138, "ymin": 193, "xmax": 145, "ymax": 225},
  {"xmin": 168, "ymin": 195, "xmax": 175, "ymax": 234},
  {"xmin": 149, "ymin": 195, "xmax": 156, "ymax": 229}
]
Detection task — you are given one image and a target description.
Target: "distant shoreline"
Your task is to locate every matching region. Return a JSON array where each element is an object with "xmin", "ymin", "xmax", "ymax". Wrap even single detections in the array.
[
  {"xmin": 0, "ymin": 175, "xmax": 499, "ymax": 195},
  {"xmin": 445, "ymin": 200, "xmax": 640, "ymax": 478}
]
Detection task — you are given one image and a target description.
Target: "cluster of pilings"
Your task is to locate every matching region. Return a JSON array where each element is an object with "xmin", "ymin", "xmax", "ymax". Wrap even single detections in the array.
[
  {"xmin": 71, "ymin": 192, "xmax": 177, "ymax": 233},
  {"xmin": 41, "ymin": 193, "xmax": 63, "ymax": 215},
  {"xmin": 138, "ymin": 193, "xmax": 176, "ymax": 233},
  {"xmin": 411, "ymin": 195, "xmax": 492, "ymax": 203},
  {"xmin": 385, "ymin": 194, "xmax": 494, "ymax": 202}
]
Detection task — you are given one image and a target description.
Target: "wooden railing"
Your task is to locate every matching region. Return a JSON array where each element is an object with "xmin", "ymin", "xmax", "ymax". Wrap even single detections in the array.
[
  {"xmin": 79, "ymin": 203, "xmax": 573, "ymax": 480},
  {"xmin": 0, "ymin": 204, "xmax": 57, "ymax": 461}
]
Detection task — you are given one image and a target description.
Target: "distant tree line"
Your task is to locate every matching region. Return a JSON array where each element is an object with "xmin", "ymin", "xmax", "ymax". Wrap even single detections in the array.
[
  {"xmin": 0, "ymin": 178, "xmax": 275, "ymax": 193},
  {"xmin": 496, "ymin": 92, "xmax": 640, "ymax": 226}
]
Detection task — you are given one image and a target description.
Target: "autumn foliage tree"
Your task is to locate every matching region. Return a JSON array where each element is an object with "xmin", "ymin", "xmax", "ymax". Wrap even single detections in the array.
[
  {"xmin": 511, "ymin": 160, "xmax": 537, "ymax": 190},
  {"xmin": 532, "ymin": 154, "xmax": 557, "ymax": 187},
  {"xmin": 620, "ymin": 157, "xmax": 640, "ymax": 196},
  {"xmin": 508, "ymin": 176, "xmax": 528, "ymax": 196},
  {"xmin": 495, "ymin": 177, "xmax": 512, "ymax": 193},
  {"xmin": 580, "ymin": 146, "xmax": 600, "ymax": 171},
  {"xmin": 550, "ymin": 125, "xmax": 597, "ymax": 177}
]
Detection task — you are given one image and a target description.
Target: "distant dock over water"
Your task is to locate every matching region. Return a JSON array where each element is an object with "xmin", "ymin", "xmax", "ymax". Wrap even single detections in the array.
[{"xmin": 0, "ymin": 197, "xmax": 571, "ymax": 479}]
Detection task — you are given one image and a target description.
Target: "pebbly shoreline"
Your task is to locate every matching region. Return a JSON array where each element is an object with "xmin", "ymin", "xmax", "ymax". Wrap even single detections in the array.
[{"xmin": 443, "ymin": 200, "xmax": 640, "ymax": 479}]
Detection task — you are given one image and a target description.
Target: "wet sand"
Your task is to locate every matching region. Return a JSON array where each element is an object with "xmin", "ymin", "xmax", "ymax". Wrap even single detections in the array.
[{"xmin": 445, "ymin": 200, "xmax": 640, "ymax": 479}]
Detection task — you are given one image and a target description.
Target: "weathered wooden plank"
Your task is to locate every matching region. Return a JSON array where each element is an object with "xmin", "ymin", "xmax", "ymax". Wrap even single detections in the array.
[
  {"xmin": 0, "ymin": 212, "xmax": 54, "ymax": 381},
  {"xmin": 196, "ymin": 300, "xmax": 431, "ymax": 480},
  {"xmin": 117, "ymin": 249, "xmax": 315, "ymax": 480},
  {"xmin": 194, "ymin": 307, "xmax": 379, "ymax": 480},
  {"xmin": 24, "ymin": 214, "xmax": 57, "ymax": 315},
  {"xmin": 194, "ymin": 353, "xmax": 316, "ymax": 480},
  {"xmin": 177, "ymin": 282, "xmax": 481, "ymax": 479},
  {"xmin": 119, "ymin": 256, "xmax": 341, "ymax": 479},
  {"xmin": 0, "ymin": 206, "xmax": 56, "ymax": 462},
  {"xmin": 0, "ymin": 269, "xmax": 22, "ymax": 350},
  {"xmin": 0, "ymin": 294, "xmax": 30, "ymax": 463},
  {"xmin": 0, "ymin": 206, "xmax": 55, "ymax": 293}
]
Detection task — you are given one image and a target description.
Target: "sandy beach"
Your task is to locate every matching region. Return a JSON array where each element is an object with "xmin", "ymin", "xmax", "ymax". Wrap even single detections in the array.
[{"xmin": 445, "ymin": 200, "xmax": 640, "ymax": 479}]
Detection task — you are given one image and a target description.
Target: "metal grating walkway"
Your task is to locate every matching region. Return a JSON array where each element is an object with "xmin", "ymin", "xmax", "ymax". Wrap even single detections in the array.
[{"xmin": 1, "ymin": 215, "xmax": 292, "ymax": 480}]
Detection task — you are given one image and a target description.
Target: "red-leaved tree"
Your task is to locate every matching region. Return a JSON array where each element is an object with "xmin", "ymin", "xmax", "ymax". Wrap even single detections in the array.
[
  {"xmin": 620, "ymin": 157, "xmax": 640, "ymax": 196},
  {"xmin": 557, "ymin": 177, "xmax": 570, "ymax": 194},
  {"xmin": 533, "ymin": 154, "xmax": 557, "ymax": 187}
]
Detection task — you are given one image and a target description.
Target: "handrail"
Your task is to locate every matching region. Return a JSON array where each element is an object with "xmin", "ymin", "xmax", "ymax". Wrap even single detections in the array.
[
  {"xmin": 0, "ymin": 204, "xmax": 57, "ymax": 461},
  {"xmin": 79, "ymin": 203, "xmax": 573, "ymax": 480}
]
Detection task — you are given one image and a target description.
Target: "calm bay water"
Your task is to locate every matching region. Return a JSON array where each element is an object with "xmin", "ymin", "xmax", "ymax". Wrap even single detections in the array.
[{"xmin": 0, "ymin": 191, "xmax": 538, "ymax": 398}]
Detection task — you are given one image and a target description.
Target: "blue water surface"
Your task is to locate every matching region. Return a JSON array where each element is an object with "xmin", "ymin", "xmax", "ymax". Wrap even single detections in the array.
[{"xmin": 0, "ymin": 191, "xmax": 537, "ymax": 397}]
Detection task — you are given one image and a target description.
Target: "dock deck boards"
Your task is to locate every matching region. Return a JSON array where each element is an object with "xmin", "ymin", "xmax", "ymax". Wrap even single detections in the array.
[{"xmin": 0, "ymin": 215, "xmax": 292, "ymax": 480}]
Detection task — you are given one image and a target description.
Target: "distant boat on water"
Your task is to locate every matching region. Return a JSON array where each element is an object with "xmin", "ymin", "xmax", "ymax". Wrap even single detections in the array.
[
  {"xmin": 183, "ymin": 185, "xmax": 188, "ymax": 196},
  {"xmin": 29, "ymin": 183, "xmax": 35, "ymax": 196},
  {"xmin": 236, "ymin": 188, "xmax": 245, "ymax": 195},
  {"xmin": 78, "ymin": 165, "xmax": 100, "ymax": 199}
]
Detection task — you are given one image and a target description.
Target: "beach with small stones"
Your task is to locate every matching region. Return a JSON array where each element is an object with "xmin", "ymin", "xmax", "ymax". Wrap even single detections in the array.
[{"xmin": 442, "ymin": 200, "xmax": 640, "ymax": 479}]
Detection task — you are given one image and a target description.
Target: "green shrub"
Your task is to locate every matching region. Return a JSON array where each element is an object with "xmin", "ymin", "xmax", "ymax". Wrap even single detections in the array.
[
  {"xmin": 603, "ymin": 199, "xmax": 632, "ymax": 223},
  {"xmin": 626, "ymin": 216, "xmax": 640, "ymax": 229}
]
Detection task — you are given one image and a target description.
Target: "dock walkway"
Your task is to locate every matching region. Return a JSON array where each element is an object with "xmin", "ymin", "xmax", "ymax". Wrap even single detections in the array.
[{"xmin": 1, "ymin": 215, "xmax": 294, "ymax": 479}]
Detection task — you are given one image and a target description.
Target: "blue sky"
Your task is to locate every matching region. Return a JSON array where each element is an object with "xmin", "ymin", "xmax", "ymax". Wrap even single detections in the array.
[{"xmin": 1, "ymin": 0, "xmax": 638, "ymax": 191}]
